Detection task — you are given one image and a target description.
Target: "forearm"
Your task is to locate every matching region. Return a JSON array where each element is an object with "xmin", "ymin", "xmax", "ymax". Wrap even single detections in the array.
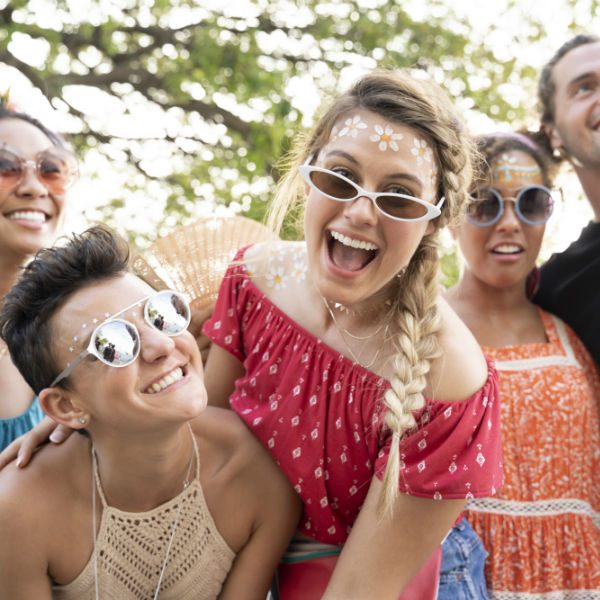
[
  {"xmin": 323, "ymin": 479, "xmax": 465, "ymax": 600},
  {"xmin": 204, "ymin": 344, "xmax": 245, "ymax": 409}
]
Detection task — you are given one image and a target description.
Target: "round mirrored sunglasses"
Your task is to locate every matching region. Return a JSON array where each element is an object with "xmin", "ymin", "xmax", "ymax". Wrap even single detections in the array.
[
  {"xmin": 466, "ymin": 185, "xmax": 554, "ymax": 227},
  {"xmin": 49, "ymin": 290, "xmax": 191, "ymax": 388}
]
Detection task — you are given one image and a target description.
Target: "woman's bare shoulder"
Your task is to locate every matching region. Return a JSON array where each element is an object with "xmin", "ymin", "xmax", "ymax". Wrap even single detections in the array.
[
  {"xmin": 428, "ymin": 296, "xmax": 489, "ymax": 402},
  {"xmin": 192, "ymin": 407, "xmax": 268, "ymax": 473},
  {"xmin": 244, "ymin": 240, "xmax": 307, "ymax": 286},
  {"xmin": 192, "ymin": 408, "xmax": 294, "ymax": 516},
  {"xmin": 0, "ymin": 435, "xmax": 84, "ymax": 522}
]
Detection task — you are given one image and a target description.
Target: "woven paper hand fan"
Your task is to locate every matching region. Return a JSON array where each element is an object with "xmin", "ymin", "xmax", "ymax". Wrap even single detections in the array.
[{"xmin": 132, "ymin": 216, "xmax": 278, "ymax": 310}]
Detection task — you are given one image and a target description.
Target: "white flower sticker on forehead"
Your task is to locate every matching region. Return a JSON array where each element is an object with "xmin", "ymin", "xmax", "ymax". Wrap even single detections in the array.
[
  {"xmin": 500, "ymin": 152, "xmax": 517, "ymax": 164},
  {"xmin": 411, "ymin": 137, "xmax": 433, "ymax": 166},
  {"xmin": 370, "ymin": 124, "xmax": 404, "ymax": 152},
  {"xmin": 338, "ymin": 115, "xmax": 368, "ymax": 138}
]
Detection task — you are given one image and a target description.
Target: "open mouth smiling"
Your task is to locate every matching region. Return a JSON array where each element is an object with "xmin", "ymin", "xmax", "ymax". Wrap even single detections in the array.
[
  {"xmin": 490, "ymin": 243, "xmax": 524, "ymax": 255},
  {"xmin": 5, "ymin": 209, "xmax": 50, "ymax": 224},
  {"xmin": 144, "ymin": 365, "xmax": 187, "ymax": 394},
  {"xmin": 327, "ymin": 230, "xmax": 379, "ymax": 272}
]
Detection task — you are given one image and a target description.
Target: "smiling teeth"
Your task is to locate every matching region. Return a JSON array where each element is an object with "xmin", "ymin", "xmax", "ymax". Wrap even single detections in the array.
[
  {"xmin": 330, "ymin": 230, "xmax": 378, "ymax": 251},
  {"xmin": 8, "ymin": 211, "xmax": 46, "ymax": 223},
  {"xmin": 494, "ymin": 244, "xmax": 521, "ymax": 254},
  {"xmin": 146, "ymin": 367, "xmax": 184, "ymax": 394}
]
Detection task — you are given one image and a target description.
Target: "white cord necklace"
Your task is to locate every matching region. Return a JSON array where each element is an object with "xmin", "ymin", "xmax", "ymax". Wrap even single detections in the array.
[
  {"xmin": 322, "ymin": 296, "xmax": 390, "ymax": 369},
  {"xmin": 91, "ymin": 424, "xmax": 196, "ymax": 600}
]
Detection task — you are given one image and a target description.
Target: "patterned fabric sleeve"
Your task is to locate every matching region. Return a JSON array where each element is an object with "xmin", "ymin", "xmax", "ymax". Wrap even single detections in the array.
[
  {"xmin": 374, "ymin": 361, "xmax": 504, "ymax": 500},
  {"xmin": 202, "ymin": 247, "xmax": 249, "ymax": 362}
]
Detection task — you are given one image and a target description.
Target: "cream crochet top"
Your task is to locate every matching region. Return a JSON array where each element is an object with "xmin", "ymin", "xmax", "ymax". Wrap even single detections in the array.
[{"xmin": 52, "ymin": 437, "xmax": 235, "ymax": 599}]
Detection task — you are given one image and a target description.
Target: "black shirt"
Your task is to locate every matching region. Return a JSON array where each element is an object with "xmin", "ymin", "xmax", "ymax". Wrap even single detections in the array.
[{"xmin": 535, "ymin": 220, "xmax": 600, "ymax": 366}]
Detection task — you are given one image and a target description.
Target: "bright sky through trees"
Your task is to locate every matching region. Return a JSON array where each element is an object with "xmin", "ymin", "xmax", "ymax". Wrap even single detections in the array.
[{"xmin": 0, "ymin": 0, "xmax": 597, "ymax": 260}]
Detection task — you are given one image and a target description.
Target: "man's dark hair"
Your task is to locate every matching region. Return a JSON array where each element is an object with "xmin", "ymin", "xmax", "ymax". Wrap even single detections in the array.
[
  {"xmin": 538, "ymin": 34, "xmax": 600, "ymax": 125},
  {"xmin": 0, "ymin": 104, "xmax": 67, "ymax": 148},
  {"xmin": 0, "ymin": 226, "xmax": 130, "ymax": 394}
]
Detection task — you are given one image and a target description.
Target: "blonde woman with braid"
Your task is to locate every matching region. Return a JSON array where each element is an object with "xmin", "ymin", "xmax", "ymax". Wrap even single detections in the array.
[{"xmin": 202, "ymin": 71, "xmax": 503, "ymax": 599}]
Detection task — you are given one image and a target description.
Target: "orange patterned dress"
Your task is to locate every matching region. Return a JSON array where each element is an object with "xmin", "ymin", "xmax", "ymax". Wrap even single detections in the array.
[{"xmin": 466, "ymin": 309, "xmax": 600, "ymax": 599}]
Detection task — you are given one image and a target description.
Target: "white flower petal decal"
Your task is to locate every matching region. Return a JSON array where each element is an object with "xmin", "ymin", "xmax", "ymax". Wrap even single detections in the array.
[
  {"xmin": 370, "ymin": 124, "xmax": 404, "ymax": 152},
  {"xmin": 338, "ymin": 115, "xmax": 368, "ymax": 138},
  {"xmin": 411, "ymin": 137, "xmax": 433, "ymax": 166}
]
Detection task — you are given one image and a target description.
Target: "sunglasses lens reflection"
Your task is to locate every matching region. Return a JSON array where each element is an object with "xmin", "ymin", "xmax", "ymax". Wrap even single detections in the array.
[
  {"xmin": 468, "ymin": 190, "xmax": 502, "ymax": 225},
  {"xmin": 376, "ymin": 195, "xmax": 428, "ymax": 220},
  {"xmin": 519, "ymin": 188, "xmax": 553, "ymax": 223},
  {"xmin": 145, "ymin": 292, "xmax": 191, "ymax": 335},
  {"xmin": 93, "ymin": 320, "xmax": 140, "ymax": 366},
  {"xmin": 0, "ymin": 148, "xmax": 77, "ymax": 193},
  {"xmin": 309, "ymin": 170, "xmax": 357, "ymax": 201},
  {"xmin": 309, "ymin": 169, "xmax": 427, "ymax": 220},
  {"xmin": 0, "ymin": 152, "xmax": 21, "ymax": 186}
]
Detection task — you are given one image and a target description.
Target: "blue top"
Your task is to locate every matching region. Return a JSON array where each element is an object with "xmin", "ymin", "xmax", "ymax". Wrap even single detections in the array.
[{"xmin": 0, "ymin": 397, "xmax": 44, "ymax": 452}]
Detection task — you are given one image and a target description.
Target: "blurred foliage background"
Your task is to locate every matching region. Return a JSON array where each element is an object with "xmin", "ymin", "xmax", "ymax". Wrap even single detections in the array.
[{"xmin": 1, "ymin": 0, "xmax": 598, "ymax": 283}]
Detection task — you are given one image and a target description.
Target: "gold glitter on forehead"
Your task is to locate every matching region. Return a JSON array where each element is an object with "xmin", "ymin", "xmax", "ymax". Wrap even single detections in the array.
[{"xmin": 492, "ymin": 153, "xmax": 541, "ymax": 184}]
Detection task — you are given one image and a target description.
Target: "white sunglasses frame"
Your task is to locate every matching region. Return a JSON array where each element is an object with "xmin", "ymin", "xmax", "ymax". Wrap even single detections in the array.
[{"xmin": 298, "ymin": 163, "xmax": 445, "ymax": 222}]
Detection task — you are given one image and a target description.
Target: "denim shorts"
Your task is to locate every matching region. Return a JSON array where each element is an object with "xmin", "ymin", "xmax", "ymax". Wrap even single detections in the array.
[{"xmin": 437, "ymin": 519, "xmax": 489, "ymax": 600}]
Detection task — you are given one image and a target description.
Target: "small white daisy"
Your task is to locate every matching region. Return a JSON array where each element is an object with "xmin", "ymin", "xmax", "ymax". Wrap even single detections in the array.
[
  {"xmin": 290, "ymin": 258, "xmax": 307, "ymax": 282},
  {"xmin": 266, "ymin": 265, "xmax": 287, "ymax": 289},
  {"xmin": 338, "ymin": 115, "xmax": 368, "ymax": 138},
  {"xmin": 370, "ymin": 124, "xmax": 403, "ymax": 152},
  {"xmin": 411, "ymin": 137, "xmax": 432, "ymax": 165}
]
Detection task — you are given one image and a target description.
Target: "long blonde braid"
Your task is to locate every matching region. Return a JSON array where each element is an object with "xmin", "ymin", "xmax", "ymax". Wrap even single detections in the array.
[
  {"xmin": 379, "ymin": 110, "xmax": 475, "ymax": 515},
  {"xmin": 379, "ymin": 236, "xmax": 442, "ymax": 515}
]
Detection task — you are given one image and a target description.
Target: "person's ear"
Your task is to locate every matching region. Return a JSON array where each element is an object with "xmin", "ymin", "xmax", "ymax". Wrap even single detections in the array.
[
  {"xmin": 39, "ymin": 387, "xmax": 90, "ymax": 430},
  {"xmin": 425, "ymin": 218, "xmax": 441, "ymax": 236},
  {"xmin": 543, "ymin": 122, "xmax": 563, "ymax": 152}
]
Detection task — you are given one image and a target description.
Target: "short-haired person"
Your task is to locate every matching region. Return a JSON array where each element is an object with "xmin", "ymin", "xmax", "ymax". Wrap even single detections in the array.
[
  {"xmin": 447, "ymin": 131, "xmax": 600, "ymax": 597},
  {"xmin": 0, "ymin": 226, "xmax": 299, "ymax": 599},
  {"xmin": 535, "ymin": 33, "xmax": 600, "ymax": 365},
  {"xmin": 0, "ymin": 102, "xmax": 78, "ymax": 450}
]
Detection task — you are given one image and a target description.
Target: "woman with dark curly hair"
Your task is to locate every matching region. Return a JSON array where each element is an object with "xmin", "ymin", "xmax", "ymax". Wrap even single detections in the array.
[
  {"xmin": 446, "ymin": 131, "xmax": 600, "ymax": 597},
  {"xmin": 0, "ymin": 102, "xmax": 78, "ymax": 450}
]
